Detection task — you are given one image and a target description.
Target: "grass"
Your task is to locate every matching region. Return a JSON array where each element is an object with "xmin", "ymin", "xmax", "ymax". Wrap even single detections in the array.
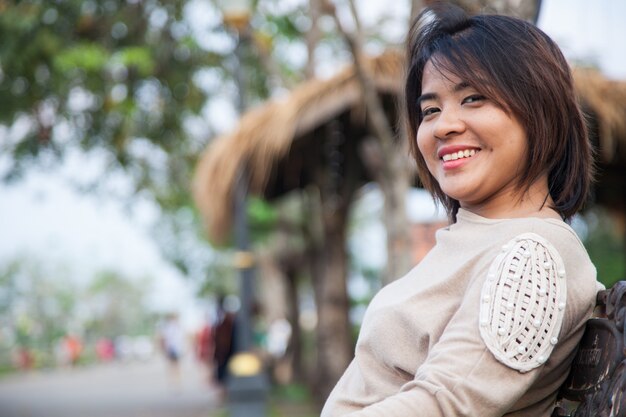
[
  {"xmin": 208, "ymin": 383, "xmax": 318, "ymax": 417},
  {"xmin": 269, "ymin": 383, "xmax": 317, "ymax": 417}
]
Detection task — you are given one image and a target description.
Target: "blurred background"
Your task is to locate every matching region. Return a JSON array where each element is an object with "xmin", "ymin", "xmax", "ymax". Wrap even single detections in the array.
[{"xmin": 0, "ymin": 0, "xmax": 625, "ymax": 416}]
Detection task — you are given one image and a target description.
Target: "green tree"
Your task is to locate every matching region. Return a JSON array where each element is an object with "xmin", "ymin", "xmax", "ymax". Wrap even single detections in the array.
[
  {"xmin": 84, "ymin": 270, "xmax": 155, "ymax": 339},
  {"xmin": 1, "ymin": 0, "xmax": 211, "ymax": 184},
  {"xmin": 0, "ymin": 257, "xmax": 79, "ymax": 368},
  {"xmin": 582, "ymin": 209, "xmax": 626, "ymax": 287}
]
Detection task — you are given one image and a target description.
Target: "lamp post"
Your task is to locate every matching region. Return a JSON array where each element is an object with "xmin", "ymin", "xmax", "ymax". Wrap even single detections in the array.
[{"xmin": 216, "ymin": 1, "xmax": 268, "ymax": 416}]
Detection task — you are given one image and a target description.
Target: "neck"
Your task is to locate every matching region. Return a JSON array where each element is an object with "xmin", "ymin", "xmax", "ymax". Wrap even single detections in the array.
[{"xmin": 461, "ymin": 178, "xmax": 560, "ymax": 220}]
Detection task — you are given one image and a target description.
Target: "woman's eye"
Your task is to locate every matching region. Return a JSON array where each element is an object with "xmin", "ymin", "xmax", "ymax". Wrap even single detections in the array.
[
  {"xmin": 420, "ymin": 107, "xmax": 440, "ymax": 119},
  {"xmin": 463, "ymin": 95, "xmax": 485, "ymax": 104}
]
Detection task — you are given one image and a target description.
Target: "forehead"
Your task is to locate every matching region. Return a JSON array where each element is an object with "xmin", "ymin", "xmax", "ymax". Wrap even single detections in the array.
[{"xmin": 421, "ymin": 60, "xmax": 467, "ymax": 93}]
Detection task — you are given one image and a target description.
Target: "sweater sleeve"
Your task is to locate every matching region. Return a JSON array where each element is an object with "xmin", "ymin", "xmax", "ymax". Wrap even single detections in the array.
[{"xmin": 344, "ymin": 233, "xmax": 570, "ymax": 417}]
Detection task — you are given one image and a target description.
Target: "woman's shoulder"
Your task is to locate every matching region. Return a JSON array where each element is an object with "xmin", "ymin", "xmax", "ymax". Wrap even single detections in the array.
[
  {"xmin": 455, "ymin": 212, "xmax": 588, "ymax": 262},
  {"xmin": 488, "ymin": 218, "xmax": 597, "ymax": 307},
  {"xmin": 513, "ymin": 217, "xmax": 590, "ymax": 261}
]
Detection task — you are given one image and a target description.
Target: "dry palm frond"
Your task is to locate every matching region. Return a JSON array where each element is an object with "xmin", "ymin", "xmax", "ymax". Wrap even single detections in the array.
[{"xmin": 573, "ymin": 68, "xmax": 626, "ymax": 162}]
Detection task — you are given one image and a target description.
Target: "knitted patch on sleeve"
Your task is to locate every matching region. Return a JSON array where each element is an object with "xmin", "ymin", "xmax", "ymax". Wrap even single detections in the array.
[{"xmin": 478, "ymin": 233, "xmax": 567, "ymax": 373}]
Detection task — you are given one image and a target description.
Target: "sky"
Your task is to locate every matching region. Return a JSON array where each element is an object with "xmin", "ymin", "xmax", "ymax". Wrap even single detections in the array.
[
  {"xmin": 538, "ymin": 0, "xmax": 626, "ymax": 80},
  {"xmin": 0, "ymin": 0, "xmax": 625, "ymax": 329},
  {"xmin": 0, "ymin": 149, "xmax": 201, "ymax": 321}
]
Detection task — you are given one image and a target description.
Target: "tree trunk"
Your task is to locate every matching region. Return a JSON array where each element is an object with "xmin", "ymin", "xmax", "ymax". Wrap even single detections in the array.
[
  {"xmin": 439, "ymin": 0, "xmax": 542, "ymax": 22},
  {"xmin": 305, "ymin": 0, "xmax": 322, "ymax": 79},
  {"xmin": 284, "ymin": 267, "xmax": 304, "ymax": 382},
  {"xmin": 381, "ymin": 142, "xmax": 413, "ymax": 284},
  {"xmin": 359, "ymin": 135, "xmax": 413, "ymax": 284},
  {"xmin": 411, "ymin": 0, "xmax": 427, "ymax": 21},
  {"xmin": 330, "ymin": 2, "xmax": 414, "ymax": 285},
  {"xmin": 305, "ymin": 120, "xmax": 360, "ymax": 406},
  {"xmin": 309, "ymin": 189, "xmax": 353, "ymax": 406}
]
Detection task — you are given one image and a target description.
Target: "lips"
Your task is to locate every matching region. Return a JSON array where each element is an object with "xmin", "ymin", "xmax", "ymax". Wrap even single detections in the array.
[
  {"xmin": 442, "ymin": 149, "xmax": 476, "ymax": 161},
  {"xmin": 437, "ymin": 144, "xmax": 480, "ymax": 169}
]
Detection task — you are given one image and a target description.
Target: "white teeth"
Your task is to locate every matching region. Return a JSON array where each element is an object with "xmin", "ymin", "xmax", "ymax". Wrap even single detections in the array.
[{"xmin": 442, "ymin": 149, "xmax": 476, "ymax": 162}]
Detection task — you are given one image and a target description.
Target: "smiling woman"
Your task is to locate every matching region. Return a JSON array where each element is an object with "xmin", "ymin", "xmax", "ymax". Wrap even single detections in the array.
[
  {"xmin": 322, "ymin": 3, "xmax": 601, "ymax": 417},
  {"xmin": 417, "ymin": 64, "xmax": 532, "ymax": 218},
  {"xmin": 406, "ymin": 6, "xmax": 592, "ymax": 224}
]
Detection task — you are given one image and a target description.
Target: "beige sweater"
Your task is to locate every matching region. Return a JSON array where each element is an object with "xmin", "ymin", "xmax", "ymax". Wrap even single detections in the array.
[{"xmin": 322, "ymin": 209, "xmax": 598, "ymax": 417}]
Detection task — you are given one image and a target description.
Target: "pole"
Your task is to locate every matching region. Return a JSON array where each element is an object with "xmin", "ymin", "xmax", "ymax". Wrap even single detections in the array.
[
  {"xmin": 233, "ymin": 169, "xmax": 253, "ymax": 352},
  {"xmin": 226, "ymin": 24, "xmax": 268, "ymax": 417},
  {"xmin": 232, "ymin": 13, "xmax": 254, "ymax": 356}
]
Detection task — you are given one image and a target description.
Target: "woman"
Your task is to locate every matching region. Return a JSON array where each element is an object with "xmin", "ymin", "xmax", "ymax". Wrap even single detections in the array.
[{"xmin": 321, "ymin": 3, "xmax": 599, "ymax": 417}]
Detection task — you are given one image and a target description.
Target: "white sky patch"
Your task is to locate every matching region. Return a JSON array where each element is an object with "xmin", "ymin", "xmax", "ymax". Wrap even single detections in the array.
[
  {"xmin": 539, "ymin": 0, "xmax": 626, "ymax": 79},
  {"xmin": 0, "ymin": 155, "xmax": 199, "ymax": 326},
  {"xmin": 356, "ymin": 0, "xmax": 410, "ymax": 45},
  {"xmin": 184, "ymin": 0, "xmax": 235, "ymax": 54},
  {"xmin": 203, "ymin": 94, "xmax": 239, "ymax": 134},
  {"xmin": 274, "ymin": 38, "xmax": 309, "ymax": 71},
  {"xmin": 259, "ymin": 0, "xmax": 307, "ymax": 16},
  {"xmin": 349, "ymin": 186, "xmax": 446, "ymax": 270},
  {"xmin": 0, "ymin": 173, "xmax": 156, "ymax": 280}
]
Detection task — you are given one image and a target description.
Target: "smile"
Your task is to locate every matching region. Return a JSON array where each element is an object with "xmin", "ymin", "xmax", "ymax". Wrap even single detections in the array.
[{"xmin": 441, "ymin": 149, "xmax": 478, "ymax": 162}]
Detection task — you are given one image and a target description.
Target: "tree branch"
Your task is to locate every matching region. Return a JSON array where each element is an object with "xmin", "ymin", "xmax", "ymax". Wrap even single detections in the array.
[
  {"xmin": 305, "ymin": 0, "xmax": 322, "ymax": 80},
  {"xmin": 324, "ymin": 0, "xmax": 396, "ymax": 175}
]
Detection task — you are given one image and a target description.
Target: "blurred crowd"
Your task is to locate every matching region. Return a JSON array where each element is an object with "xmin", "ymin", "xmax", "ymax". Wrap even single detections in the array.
[
  {"xmin": 11, "ymin": 333, "xmax": 157, "ymax": 372},
  {"xmin": 5, "ymin": 292, "xmax": 295, "ymax": 403}
]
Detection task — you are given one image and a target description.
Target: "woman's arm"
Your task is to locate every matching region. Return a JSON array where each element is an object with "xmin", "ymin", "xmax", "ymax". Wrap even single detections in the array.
[{"xmin": 344, "ymin": 233, "xmax": 584, "ymax": 417}]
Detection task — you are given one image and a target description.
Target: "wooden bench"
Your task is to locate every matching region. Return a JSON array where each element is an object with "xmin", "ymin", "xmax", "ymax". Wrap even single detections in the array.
[{"xmin": 552, "ymin": 281, "xmax": 626, "ymax": 417}]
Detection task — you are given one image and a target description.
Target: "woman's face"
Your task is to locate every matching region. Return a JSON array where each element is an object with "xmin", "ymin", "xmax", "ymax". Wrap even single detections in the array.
[{"xmin": 416, "ymin": 61, "xmax": 529, "ymax": 217}]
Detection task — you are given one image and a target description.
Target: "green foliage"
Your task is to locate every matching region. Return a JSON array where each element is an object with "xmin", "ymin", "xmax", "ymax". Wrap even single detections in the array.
[
  {"xmin": 248, "ymin": 196, "xmax": 279, "ymax": 241},
  {"xmin": 0, "ymin": 256, "xmax": 157, "ymax": 371},
  {"xmin": 582, "ymin": 209, "xmax": 626, "ymax": 287},
  {"xmin": 84, "ymin": 270, "xmax": 156, "ymax": 338},
  {"xmin": 0, "ymin": 256, "xmax": 79, "ymax": 368},
  {"xmin": 268, "ymin": 382, "xmax": 317, "ymax": 417},
  {"xmin": 115, "ymin": 47, "xmax": 155, "ymax": 76},
  {"xmin": 0, "ymin": 0, "xmax": 222, "ymax": 191},
  {"xmin": 53, "ymin": 43, "xmax": 110, "ymax": 73}
]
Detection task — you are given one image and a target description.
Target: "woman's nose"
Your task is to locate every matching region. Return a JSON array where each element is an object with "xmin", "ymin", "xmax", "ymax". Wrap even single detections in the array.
[{"xmin": 433, "ymin": 108, "xmax": 466, "ymax": 139}]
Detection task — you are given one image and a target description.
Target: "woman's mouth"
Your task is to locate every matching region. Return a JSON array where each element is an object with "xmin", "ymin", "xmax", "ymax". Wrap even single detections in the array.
[{"xmin": 441, "ymin": 149, "xmax": 478, "ymax": 162}]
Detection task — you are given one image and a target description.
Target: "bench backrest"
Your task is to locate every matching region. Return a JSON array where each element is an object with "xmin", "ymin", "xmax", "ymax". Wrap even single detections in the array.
[{"xmin": 552, "ymin": 281, "xmax": 626, "ymax": 417}]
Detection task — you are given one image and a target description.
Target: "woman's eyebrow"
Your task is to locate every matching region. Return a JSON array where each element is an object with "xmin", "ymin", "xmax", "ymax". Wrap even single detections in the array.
[
  {"xmin": 416, "ymin": 92, "xmax": 437, "ymax": 106},
  {"xmin": 417, "ymin": 81, "xmax": 473, "ymax": 106},
  {"xmin": 454, "ymin": 81, "xmax": 471, "ymax": 92}
]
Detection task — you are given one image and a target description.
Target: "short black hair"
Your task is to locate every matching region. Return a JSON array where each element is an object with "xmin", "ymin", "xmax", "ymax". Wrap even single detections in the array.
[{"xmin": 405, "ymin": 2, "xmax": 593, "ymax": 221}]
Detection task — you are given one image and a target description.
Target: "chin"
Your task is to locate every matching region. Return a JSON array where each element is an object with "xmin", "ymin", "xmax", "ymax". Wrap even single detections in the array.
[{"xmin": 440, "ymin": 188, "xmax": 471, "ymax": 202}]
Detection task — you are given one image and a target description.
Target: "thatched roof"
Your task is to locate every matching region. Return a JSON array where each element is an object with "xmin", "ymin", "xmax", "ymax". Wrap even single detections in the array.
[
  {"xmin": 573, "ymin": 68, "xmax": 626, "ymax": 161},
  {"xmin": 193, "ymin": 49, "xmax": 626, "ymax": 244},
  {"xmin": 193, "ymin": 50, "xmax": 404, "ymax": 243}
]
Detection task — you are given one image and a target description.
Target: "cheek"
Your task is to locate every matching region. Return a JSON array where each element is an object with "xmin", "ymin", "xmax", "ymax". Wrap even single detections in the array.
[
  {"xmin": 415, "ymin": 128, "xmax": 427, "ymax": 155},
  {"xmin": 416, "ymin": 128, "xmax": 434, "ymax": 164}
]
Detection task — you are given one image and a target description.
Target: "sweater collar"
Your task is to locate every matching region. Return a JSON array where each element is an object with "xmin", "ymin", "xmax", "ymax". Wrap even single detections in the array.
[{"xmin": 456, "ymin": 208, "xmax": 565, "ymax": 226}]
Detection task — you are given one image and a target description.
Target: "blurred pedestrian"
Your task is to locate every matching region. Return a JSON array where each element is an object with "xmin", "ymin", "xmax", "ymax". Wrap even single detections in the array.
[
  {"xmin": 213, "ymin": 295, "xmax": 236, "ymax": 394},
  {"xmin": 63, "ymin": 334, "xmax": 83, "ymax": 367},
  {"xmin": 15, "ymin": 346, "xmax": 34, "ymax": 371},
  {"xmin": 95, "ymin": 338, "xmax": 115, "ymax": 362},
  {"xmin": 158, "ymin": 313, "xmax": 185, "ymax": 387},
  {"xmin": 195, "ymin": 313, "xmax": 215, "ymax": 385}
]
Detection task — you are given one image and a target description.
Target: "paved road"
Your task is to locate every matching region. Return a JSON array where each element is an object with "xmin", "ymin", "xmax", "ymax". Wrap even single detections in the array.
[{"xmin": 0, "ymin": 357, "xmax": 221, "ymax": 417}]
